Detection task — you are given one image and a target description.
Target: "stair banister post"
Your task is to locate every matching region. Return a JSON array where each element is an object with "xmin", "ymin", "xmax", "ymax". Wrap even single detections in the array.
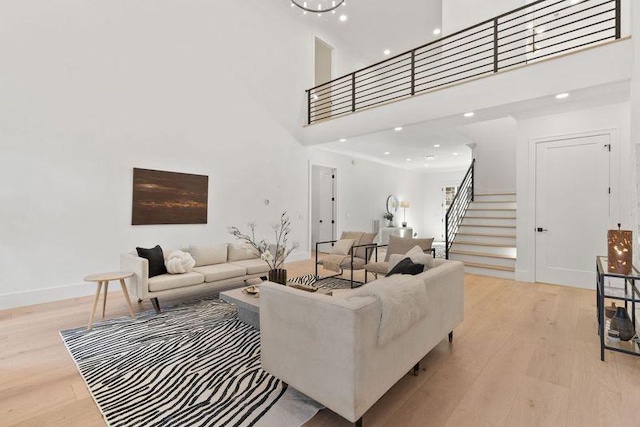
[
  {"xmin": 410, "ymin": 49, "xmax": 416, "ymax": 96},
  {"xmin": 493, "ymin": 18, "xmax": 499, "ymax": 73},
  {"xmin": 471, "ymin": 159, "xmax": 475, "ymax": 202},
  {"xmin": 351, "ymin": 72, "xmax": 356, "ymax": 112},
  {"xmin": 307, "ymin": 89, "xmax": 311, "ymax": 125},
  {"xmin": 615, "ymin": 0, "xmax": 621, "ymax": 39},
  {"xmin": 445, "ymin": 213, "xmax": 449, "ymax": 260}
]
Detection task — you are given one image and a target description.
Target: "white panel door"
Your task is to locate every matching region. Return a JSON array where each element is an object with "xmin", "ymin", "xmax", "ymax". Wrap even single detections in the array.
[
  {"xmin": 535, "ymin": 134, "xmax": 610, "ymax": 288},
  {"xmin": 311, "ymin": 166, "xmax": 336, "ymax": 249}
]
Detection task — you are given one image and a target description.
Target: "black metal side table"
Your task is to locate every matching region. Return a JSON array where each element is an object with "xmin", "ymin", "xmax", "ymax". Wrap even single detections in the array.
[{"xmin": 596, "ymin": 256, "xmax": 640, "ymax": 361}]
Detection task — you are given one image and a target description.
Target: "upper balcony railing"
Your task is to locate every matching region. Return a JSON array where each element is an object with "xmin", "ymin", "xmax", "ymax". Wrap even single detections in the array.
[{"xmin": 306, "ymin": 0, "xmax": 622, "ymax": 125}]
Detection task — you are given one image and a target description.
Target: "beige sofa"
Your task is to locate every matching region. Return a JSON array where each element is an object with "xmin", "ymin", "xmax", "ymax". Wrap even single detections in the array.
[
  {"xmin": 260, "ymin": 259, "xmax": 464, "ymax": 425},
  {"xmin": 120, "ymin": 244, "xmax": 269, "ymax": 312}
]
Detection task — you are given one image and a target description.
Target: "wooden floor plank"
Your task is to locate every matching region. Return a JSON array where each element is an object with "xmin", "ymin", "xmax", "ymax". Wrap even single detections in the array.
[{"xmin": 0, "ymin": 257, "xmax": 639, "ymax": 427}]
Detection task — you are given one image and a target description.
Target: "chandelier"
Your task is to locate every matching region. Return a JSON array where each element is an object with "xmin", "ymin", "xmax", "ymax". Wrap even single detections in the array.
[{"xmin": 291, "ymin": 0, "xmax": 345, "ymax": 14}]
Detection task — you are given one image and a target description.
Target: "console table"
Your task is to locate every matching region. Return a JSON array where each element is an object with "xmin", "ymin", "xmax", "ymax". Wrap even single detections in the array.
[
  {"xmin": 596, "ymin": 256, "xmax": 640, "ymax": 361},
  {"xmin": 377, "ymin": 227, "xmax": 413, "ymax": 245}
]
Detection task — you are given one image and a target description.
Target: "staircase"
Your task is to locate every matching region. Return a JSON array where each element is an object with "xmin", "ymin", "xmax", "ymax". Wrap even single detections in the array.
[{"xmin": 449, "ymin": 193, "xmax": 516, "ymax": 279}]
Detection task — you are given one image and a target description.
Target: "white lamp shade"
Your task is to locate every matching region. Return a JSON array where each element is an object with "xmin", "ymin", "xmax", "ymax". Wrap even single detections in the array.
[{"xmin": 400, "ymin": 201, "xmax": 410, "ymax": 208}]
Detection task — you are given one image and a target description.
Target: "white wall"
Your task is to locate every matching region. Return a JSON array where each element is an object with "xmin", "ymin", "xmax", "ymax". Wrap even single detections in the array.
[
  {"xmin": 422, "ymin": 169, "xmax": 468, "ymax": 241},
  {"xmin": 308, "ymin": 149, "xmax": 428, "ymax": 244},
  {"xmin": 630, "ymin": 0, "xmax": 640, "ymax": 267},
  {"xmin": 458, "ymin": 117, "xmax": 517, "ymax": 194},
  {"xmin": 515, "ymin": 102, "xmax": 632, "ymax": 282},
  {"xmin": 442, "ymin": 0, "xmax": 524, "ymax": 34},
  {"xmin": 0, "ymin": 0, "xmax": 363, "ymax": 309}
]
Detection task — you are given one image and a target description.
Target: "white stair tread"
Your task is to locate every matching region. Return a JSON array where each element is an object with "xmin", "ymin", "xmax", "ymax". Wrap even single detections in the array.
[
  {"xmin": 457, "ymin": 232, "xmax": 516, "ymax": 238},
  {"xmin": 463, "ymin": 217, "xmax": 516, "ymax": 219},
  {"xmin": 467, "ymin": 208, "xmax": 516, "ymax": 211},
  {"xmin": 449, "ymin": 249, "xmax": 516, "ymax": 260},
  {"xmin": 460, "ymin": 224, "xmax": 516, "ymax": 229},
  {"xmin": 453, "ymin": 241, "xmax": 516, "ymax": 248},
  {"xmin": 462, "ymin": 261, "xmax": 516, "ymax": 272}
]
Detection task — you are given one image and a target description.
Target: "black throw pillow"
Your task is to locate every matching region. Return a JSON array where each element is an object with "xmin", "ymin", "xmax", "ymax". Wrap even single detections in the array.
[
  {"xmin": 386, "ymin": 257, "xmax": 424, "ymax": 277},
  {"xmin": 136, "ymin": 245, "xmax": 167, "ymax": 278}
]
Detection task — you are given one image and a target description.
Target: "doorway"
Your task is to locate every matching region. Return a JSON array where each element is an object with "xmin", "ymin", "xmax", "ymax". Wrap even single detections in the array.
[
  {"xmin": 534, "ymin": 133, "xmax": 610, "ymax": 288},
  {"xmin": 441, "ymin": 183, "xmax": 459, "ymax": 241},
  {"xmin": 314, "ymin": 37, "xmax": 334, "ymax": 121},
  {"xmin": 311, "ymin": 165, "xmax": 337, "ymax": 251}
]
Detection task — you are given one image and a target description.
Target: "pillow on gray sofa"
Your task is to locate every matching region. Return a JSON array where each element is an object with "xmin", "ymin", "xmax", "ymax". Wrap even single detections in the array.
[
  {"xmin": 189, "ymin": 244, "xmax": 228, "ymax": 267},
  {"xmin": 385, "ymin": 235, "xmax": 434, "ymax": 262},
  {"xmin": 136, "ymin": 245, "xmax": 167, "ymax": 278}
]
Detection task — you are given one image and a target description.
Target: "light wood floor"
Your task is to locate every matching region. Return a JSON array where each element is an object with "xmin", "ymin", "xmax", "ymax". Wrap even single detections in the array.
[{"xmin": 1, "ymin": 258, "xmax": 639, "ymax": 427}]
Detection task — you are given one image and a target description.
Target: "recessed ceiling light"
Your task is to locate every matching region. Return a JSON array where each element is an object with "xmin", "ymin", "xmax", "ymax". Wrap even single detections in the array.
[
  {"xmin": 406, "ymin": 158, "xmax": 412, "ymax": 162},
  {"xmin": 453, "ymin": 152, "xmax": 459, "ymax": 156},
  {"xmin": 339, "ymin": 138, "xmax": 346, "ymax": 142},
  {"xmin": 433, "ymin": 28, "xmax": 441, "ymax": 35},
  {"xmin": 424, "ymin": 164, "xmax": 429, "ymax": 167},
  {"xmin": 394, "ymin": 126, "xmax": 403, "ymax": 131},
  {"xmin": 433, "ymin": 144, "xmax": 440, "ymax": 148},
  {"xmin": 556, "ymin": 92, "xmax": 570, "ymax": 99},
  {"xmin": 339, "ymin": 14, "xmax": 347, "ymax": 21},
  {"xmin": 464, "ymin": 112, "xmax": 475, "ymax": 118},
  {"xmin": 384, "ymin": 151, "xmax": 390, "ymax": 155},
  {"xmin": 426, "ymin": 155, "xmax": 435, "ymax": 160},
  {"xmin": 383, "ymin": 49, "xmax": 391, "ymax": 55}
]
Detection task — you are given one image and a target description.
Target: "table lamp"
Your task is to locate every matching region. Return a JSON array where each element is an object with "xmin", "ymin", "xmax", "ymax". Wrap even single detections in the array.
[
  {"xmin": 608, "ymin": 224, "xmax": 632, "ymax": 274},
  {"xmin": 400, "ymin": 201, "xmax": 410, "ymax": 227}
]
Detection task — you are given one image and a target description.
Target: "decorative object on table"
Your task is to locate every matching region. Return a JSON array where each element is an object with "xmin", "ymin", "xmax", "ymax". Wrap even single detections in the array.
[
  {"xmin": 60, "ymin": 299, "xmax": 323, "ymax": 427},
  {"xmin": 383, "ymin": 212, "xmax": 395, "ymax": 227},
  {"xmin": 83, "ymin": 271, "xmax": 135, "ymax": 330},
  {"xmin": 604, "ymin": 302, "xmax": 617, "ymax": 319},
  {"xmin": 610, "ymin": 307, "xmax": 635, "ymax": 341},
  {"xmin": 400, "ymin": 200, "xmax": 410, "ymax": 227},
  {"xmin": 165, "ymin": 250, "xmax": 196, "ymax": 274},
  {"xmin": 607, "ymin": 224, "xmax": 632, "ymax": 274},
  {"xmin": 607, "ymin": 329, "xmax": 620, "ymax": 344},
  {"xmin": 229, "ymin": 212, "xmax": 299, "ymax": 286},
  {"xmin": 268, "ymin": 268, "xmax": 287, "ymax": 285},
  {"xmin": 131, "ymin": 168, "xmax": 208, "ymax": 225},
  {"xmin": 244, "ymin": 285, "xmax": 260, "ymax": 296}
]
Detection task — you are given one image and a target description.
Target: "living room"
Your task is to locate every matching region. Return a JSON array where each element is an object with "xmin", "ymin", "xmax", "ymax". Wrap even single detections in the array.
[{"xmin": 2, "ymin": 0, "xmax": 640, "ymax": 426}]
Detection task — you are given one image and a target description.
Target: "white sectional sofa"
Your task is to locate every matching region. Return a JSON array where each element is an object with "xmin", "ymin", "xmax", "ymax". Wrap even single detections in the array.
[
  {"xmin": 120, "ymin": 244, "xmax": 269, "ymax": 312},
  {"xmin": 259, "ymin": 258, "xmax": 464, "ymax": 426}
]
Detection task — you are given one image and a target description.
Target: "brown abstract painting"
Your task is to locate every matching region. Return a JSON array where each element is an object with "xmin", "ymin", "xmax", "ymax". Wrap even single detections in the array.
[{"xmin": 132, "ymin": 168, "xmax": 208, "ymax": 225}]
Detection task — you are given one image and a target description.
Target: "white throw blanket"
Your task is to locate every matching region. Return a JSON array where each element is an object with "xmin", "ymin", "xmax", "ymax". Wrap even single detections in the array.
[
  {"xmin": 165, "ymin": 250, "xmax": 196, "ymax": 274},
  {"xmin": 348, "ymin": 274, "xmax": 429, "ymax": 346}
]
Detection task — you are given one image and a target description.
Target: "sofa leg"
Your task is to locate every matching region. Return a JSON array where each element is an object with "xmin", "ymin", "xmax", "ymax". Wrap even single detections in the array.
[
  {"xmin": 355, "ymin": 417, "xmax": 363, "ymax": 427},
  {"xmin": 413, "ymin": 362, "xmax": 420, "ymax": 376},
  {"xmin": 151, "ymin": 298, "xmax": 161, "ymax": 314},
  {"xmin": 449, "ymin": 331, "xmax": 454, "ymax": 343}
]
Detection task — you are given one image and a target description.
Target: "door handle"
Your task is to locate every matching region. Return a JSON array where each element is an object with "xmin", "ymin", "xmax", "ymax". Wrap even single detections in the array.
[
  {"xmin": 536, "ymin": 227, "xmax": 548, "ymax": 232},
  {"xmin": 319, "ymin": 220, "xmax": 323, "ymax": 223}
]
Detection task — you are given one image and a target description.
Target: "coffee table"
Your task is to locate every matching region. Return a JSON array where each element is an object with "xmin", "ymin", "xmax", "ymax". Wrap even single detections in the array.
[{"xmin": 220, "ymin": 286, "xmax": 261, "ymax": 330}]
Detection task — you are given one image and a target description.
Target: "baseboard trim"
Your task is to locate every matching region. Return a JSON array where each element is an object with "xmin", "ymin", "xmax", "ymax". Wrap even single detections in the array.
[
  {"xmin": 1, "ymin": 251, "xmax": 313, "ymax": 311},
  {"xmin": 0, "ymin": 282, "xmax": 112, "ymax": 311}
]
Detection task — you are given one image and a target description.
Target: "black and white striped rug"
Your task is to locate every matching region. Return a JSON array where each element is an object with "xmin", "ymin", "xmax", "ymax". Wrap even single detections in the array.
[{"xmin": 60, "ymin": 299, "xmax": 322, "ymax": 427}]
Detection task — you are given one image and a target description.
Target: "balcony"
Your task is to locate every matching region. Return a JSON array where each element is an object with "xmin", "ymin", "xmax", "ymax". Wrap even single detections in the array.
[{"xmin": 305, "ymin": 0, "xmax": 625, "ymax": 127}]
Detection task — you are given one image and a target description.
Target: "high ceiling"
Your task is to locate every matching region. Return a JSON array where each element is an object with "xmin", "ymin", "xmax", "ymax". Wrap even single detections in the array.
[
  {"xmin": 318, "ymin": 124, "xmax": 473, "ymax": 172},
  {"xmin": 283, "ymin": 0, "xmax": 443, "ymax": 63}
]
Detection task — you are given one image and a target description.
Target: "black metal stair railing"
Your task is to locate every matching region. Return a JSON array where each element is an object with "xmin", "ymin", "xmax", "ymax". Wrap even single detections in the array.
[
  {"xmin": 306, "ymin": 0, "xmax": 622, "ymax": 124},
  {"xmin": 445, "ymin": 159, "xmax": 475, "ymax": 259}
]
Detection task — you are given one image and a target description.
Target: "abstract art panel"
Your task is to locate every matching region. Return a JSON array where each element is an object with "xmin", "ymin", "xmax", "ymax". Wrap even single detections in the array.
[{"xmin": 132, "ymin": 168, "xmax": 208, "ymax": 225}]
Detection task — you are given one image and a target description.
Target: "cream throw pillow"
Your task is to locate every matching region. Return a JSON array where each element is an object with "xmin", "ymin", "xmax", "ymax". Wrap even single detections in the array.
[
  {"xmin": 331, "ymin": 239, "xmax": 355, "ymax": 255},
  {"xmin": 388, "ymin": 245, "xmax": 434, "ymax": 270},
  {"xmin": 189, "ymin": 244, "xmax": 228, "ymax": 267}
]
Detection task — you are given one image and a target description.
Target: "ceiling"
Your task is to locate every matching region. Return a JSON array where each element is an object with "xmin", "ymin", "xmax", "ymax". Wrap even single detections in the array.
[
  {"xmin": 282, "ymin": 0, "xmax": 443, "ymax": 63},
  {"xmin": 318, "ymin": 124, "xmax": 473, "ymax": 172}
]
